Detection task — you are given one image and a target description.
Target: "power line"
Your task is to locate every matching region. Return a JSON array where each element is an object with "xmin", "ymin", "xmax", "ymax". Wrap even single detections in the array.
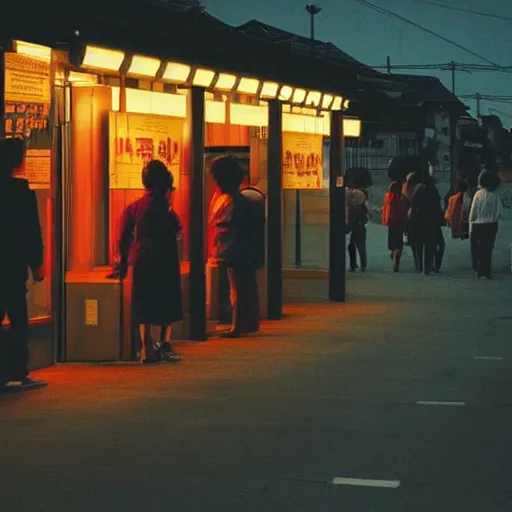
[
  {"xmin": 371, "ymin": 63, "xmax": 512, "ymax": 73},
  {"xmin": 410, "ymin": 0, "xmax": 512, "ymax": 22},
  {"xmin": 460, "ymin": 94, "xmax": 512, "ymax": 103},
  {"xmin": 353, "ymin": 0, "xmax": 501, "ymax": 67}
]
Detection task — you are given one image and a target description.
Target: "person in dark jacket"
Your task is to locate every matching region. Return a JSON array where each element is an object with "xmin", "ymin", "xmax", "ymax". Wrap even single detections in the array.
[
  {"xmin": 209, "ymin": 156, "xmax": 265, "ymax": 338},
  {"xmin": 119, "ymin": 160, "xmax": 183, "ymax": 363},
  {"xmin": 0, "ymin": 138, "xmax": 46, "ymax": 390},
  {"xmin": 346, "ymin": 187, "xmax": 369, "ymax": 272},
  {"xmin": 408, "ymin": 174, "xmax": 444, "ymax": 275},
  {"xmin": 428, "ymin": 177, "xmax": 446, "ymax": 273}
]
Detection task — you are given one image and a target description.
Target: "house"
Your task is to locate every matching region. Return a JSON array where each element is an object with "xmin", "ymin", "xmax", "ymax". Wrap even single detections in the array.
[
  {"xmin": 237, "ymin": 19, "xmax": 375, "ymax": 72},
  {"xmin": 373, "ymin": 74, "xmax": 467, "ymax": 184},
  {"xmin": 237, "ymin": 20, "xmax": 469, "ymax": 184}
]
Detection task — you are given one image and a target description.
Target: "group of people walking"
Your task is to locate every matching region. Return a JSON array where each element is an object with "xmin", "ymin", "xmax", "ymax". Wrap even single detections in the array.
[
  {"xmin": 382, "ymin": 172, "xmax": 446, "ymax": 274},
  {"xmin": 348, "ymin": 169, "xmax": 504, "ymax": 277}
]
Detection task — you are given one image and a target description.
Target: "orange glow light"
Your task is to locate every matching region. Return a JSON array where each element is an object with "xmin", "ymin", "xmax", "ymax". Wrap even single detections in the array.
[{"xmin": 82, "ymin": 45, "xmax": 125, "ymax": 72}]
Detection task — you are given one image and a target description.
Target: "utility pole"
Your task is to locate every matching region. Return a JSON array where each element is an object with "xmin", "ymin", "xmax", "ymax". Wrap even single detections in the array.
[
  {"xmin": 476, "ymin": 93, "xmax": 481, "ymax": 121},
  {"xmin": 450, "ymin": 61, "xmax": 456, "ymax": 94},
  {"xmin": 449, "ymin": 61, "xmax": 458, "ymax": 189}
]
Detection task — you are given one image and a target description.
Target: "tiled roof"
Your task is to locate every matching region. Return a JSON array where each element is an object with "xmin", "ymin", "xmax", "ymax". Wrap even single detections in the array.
[
  {"xmin": 390, "ymin": 74, "xmax": 461, "ymax": 104},
  {"xmin": 145, "ymin": 0, "xmax": 202, "ymax": 10},
  {"xmin": 237, "ymin": 20, "xmax": 372, "ymax": 71},
  {"xmin": 236, "ymin": 20, "xmax": 465, "ymax": 112},
  {"xmin": 4, "ymin": 4, "xmax": 394, "ymax": 109}
]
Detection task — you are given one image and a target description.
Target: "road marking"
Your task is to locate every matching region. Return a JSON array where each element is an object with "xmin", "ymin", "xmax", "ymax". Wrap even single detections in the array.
[
  {"xmin": 473, "ymin": 356, "xmax": 504, "ymax": 361},
  {"xmin": 416, "ymin": 401, "xmax": 466, "ymax": 407},
  {"xmin": 332, "ymin": 477, "xmax": 401, "ymax": 489}
]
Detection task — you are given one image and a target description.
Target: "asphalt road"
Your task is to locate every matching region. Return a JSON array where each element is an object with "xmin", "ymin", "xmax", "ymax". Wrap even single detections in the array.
[{"xmin": 2, "ymin": 223, "xmax": 512, "ymax": 511}]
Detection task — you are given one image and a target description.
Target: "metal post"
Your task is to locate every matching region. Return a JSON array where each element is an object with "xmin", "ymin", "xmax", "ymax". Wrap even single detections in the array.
[
  {"xmin": 451, "ymin": 61, "xmax": 456, "ymax": 94},
  {"xmin": 267, "ymin": 99, "xmax": 283, "ymax": 320},
  {"xmin": 329, "ymin": 110, "xmax": 346, "ymax": 302},
  {"xmin": 306, "ymin": 4, "xmax": 322, "ymax": 58},
  {"xmin": 450, "ymin": 112, "xmax": 459, "ymax": 188},
  {"xmin": 187, "ymin": 86, "xmax": 207, "ymax": 341},
  {"xmin": 386, "ymin": 56, "xmax": 391, "ymax": 74},
  {"xmin": 476, "ymin": 93, "xmax": 481, "ymax": 121},
  {"xmin": 310, "ymin": 10, "xmax": 315, "ymax": 57},
  {"xmin": 294, "ymin": 192, "xmax": 302, "ymax": 267},
  {"xmin": 449, "ymin": 62, "xmax": 457, "ymax": 188}
]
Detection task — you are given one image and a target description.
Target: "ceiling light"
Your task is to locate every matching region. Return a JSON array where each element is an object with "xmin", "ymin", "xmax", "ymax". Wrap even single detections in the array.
[
  {"xmin": 128, "ymin": 55, "xmax": 161, "ymax": 77},
  {"xmin": 162, "ymin": 62, "xmax": 191, "ymax": 83},
  {"xmin": 237, "ymin": 77, "xmax": 260, "ymax": 95},
  {"xmin": 82, "ymin": 45, "xmax": 125, "ymax": 71}
]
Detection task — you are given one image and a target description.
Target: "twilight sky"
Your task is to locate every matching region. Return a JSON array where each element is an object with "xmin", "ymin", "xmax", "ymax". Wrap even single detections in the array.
[{"xmin": 202, "ymin": 0, "xmax": 512, "ymax": 126}]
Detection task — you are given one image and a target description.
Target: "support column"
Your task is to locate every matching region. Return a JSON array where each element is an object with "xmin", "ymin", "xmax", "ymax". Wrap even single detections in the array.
[
  {"xmin": 0, "ymin": 47, "xmax": 5, "ymax": 139},
  {"xmin": 187, "ymin": 86, "xmax": 207, "ymax": 340},
  {"xmin": 267, "ymin": 99, "xmax": 283, "ymax": 320},
  {"xmin": 329, "ymin": 110, "xmax": 346, "ymax": 302}
]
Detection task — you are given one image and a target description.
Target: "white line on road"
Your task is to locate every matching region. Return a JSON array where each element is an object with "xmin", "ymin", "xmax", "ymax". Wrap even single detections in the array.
[
  {"xmin": 416, "ymin": 401, "xmax": 466, "ymax": 407},
  {"xmin": 473, "ymin": 356, "xmax": 504, "ymax": 361},
  {"xmin": 332, "ymin": 477, "xmax": 401, "ymax": 489}
]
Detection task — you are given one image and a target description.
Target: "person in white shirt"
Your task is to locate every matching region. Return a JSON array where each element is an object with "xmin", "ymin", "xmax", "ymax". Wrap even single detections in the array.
[{"xmin": 469, "ymin": 171, "xmax": 503, "ymax": 279}]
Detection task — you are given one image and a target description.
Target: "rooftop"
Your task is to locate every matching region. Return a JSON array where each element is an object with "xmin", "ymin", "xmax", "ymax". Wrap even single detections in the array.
[
  {"xmin": 391, "ymin": 74, "xmax": 461, "ymax": 104},
  {"xmin": 237, "ymin": 19, "xmax": 374, "ymax": 73}
]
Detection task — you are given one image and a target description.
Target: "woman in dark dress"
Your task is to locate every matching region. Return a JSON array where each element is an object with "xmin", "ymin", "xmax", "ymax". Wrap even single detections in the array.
[
  {"xmin": 119, "ymin": 160, "xmax": 182, "ymax": 363},
  {"xmin": 408, "ymin": 174, "xmax": 444, "ymax": 275}
]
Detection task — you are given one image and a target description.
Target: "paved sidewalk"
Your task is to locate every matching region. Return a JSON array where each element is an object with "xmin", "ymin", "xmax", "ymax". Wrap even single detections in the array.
[{"xmin": 1, "ymin": 213, "xmax": 511, "ymax": 511}]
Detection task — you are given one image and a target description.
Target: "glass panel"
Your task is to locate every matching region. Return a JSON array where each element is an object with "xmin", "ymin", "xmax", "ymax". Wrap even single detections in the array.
[
  {"xmin": 282, "ymin": 138, "xmax": 329, "ymax": 270},
  {"xmin": 108, "ymin": 95, "xmax": 188, "ymax": 264},
  {"xmin": 26, "ymin": 189, "xmax": 52, "ymax": 319}
]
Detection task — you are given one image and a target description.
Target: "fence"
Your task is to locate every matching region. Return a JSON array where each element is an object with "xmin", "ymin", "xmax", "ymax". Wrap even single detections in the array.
[{"xmin": 345, "ymin": 137, "xmax": 420, "ymax": 183}]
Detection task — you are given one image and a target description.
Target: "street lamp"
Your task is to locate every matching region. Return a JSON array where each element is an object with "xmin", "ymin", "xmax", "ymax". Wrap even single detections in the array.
[{"xmin": 305, "ymin": 4, "xmax": 322, "ymax": 57}]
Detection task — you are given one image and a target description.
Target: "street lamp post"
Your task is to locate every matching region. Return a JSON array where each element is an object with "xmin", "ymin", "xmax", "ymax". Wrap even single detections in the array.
[{"xmin": 306, "ymin": 4, "xmax": 322, "ymax": 57}]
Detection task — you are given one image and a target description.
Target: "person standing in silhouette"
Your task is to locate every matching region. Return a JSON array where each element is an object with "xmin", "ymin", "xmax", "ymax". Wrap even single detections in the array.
[
  {"xmin": 209, "ymin": 156, "xmax": 265, "ymax": 337},
  {"xmin": 118, "ymin": 160, "xmax": 183, "ymax": 363},
  {"xmin": 408, "ymin": 174, "xmax": 443, "ymax": 275},
  {"xmin": 346, "ymin": 186, "xmax": 369, "ymax": 272},
  {"xmin": 0, "ymin": 138, "xmax": 46, "ymax": 391}
]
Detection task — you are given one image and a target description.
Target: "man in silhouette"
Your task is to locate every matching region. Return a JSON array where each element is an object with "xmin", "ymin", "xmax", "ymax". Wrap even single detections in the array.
[{"xmin": 0, "ymin": 138, "xmax": 46, "ymax": 390}]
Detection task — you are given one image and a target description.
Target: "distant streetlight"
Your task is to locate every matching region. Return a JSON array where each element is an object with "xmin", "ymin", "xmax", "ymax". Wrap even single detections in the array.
[{"xmin": 305, "ymin": 4, "xmax": 322, "ymax": 57}]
